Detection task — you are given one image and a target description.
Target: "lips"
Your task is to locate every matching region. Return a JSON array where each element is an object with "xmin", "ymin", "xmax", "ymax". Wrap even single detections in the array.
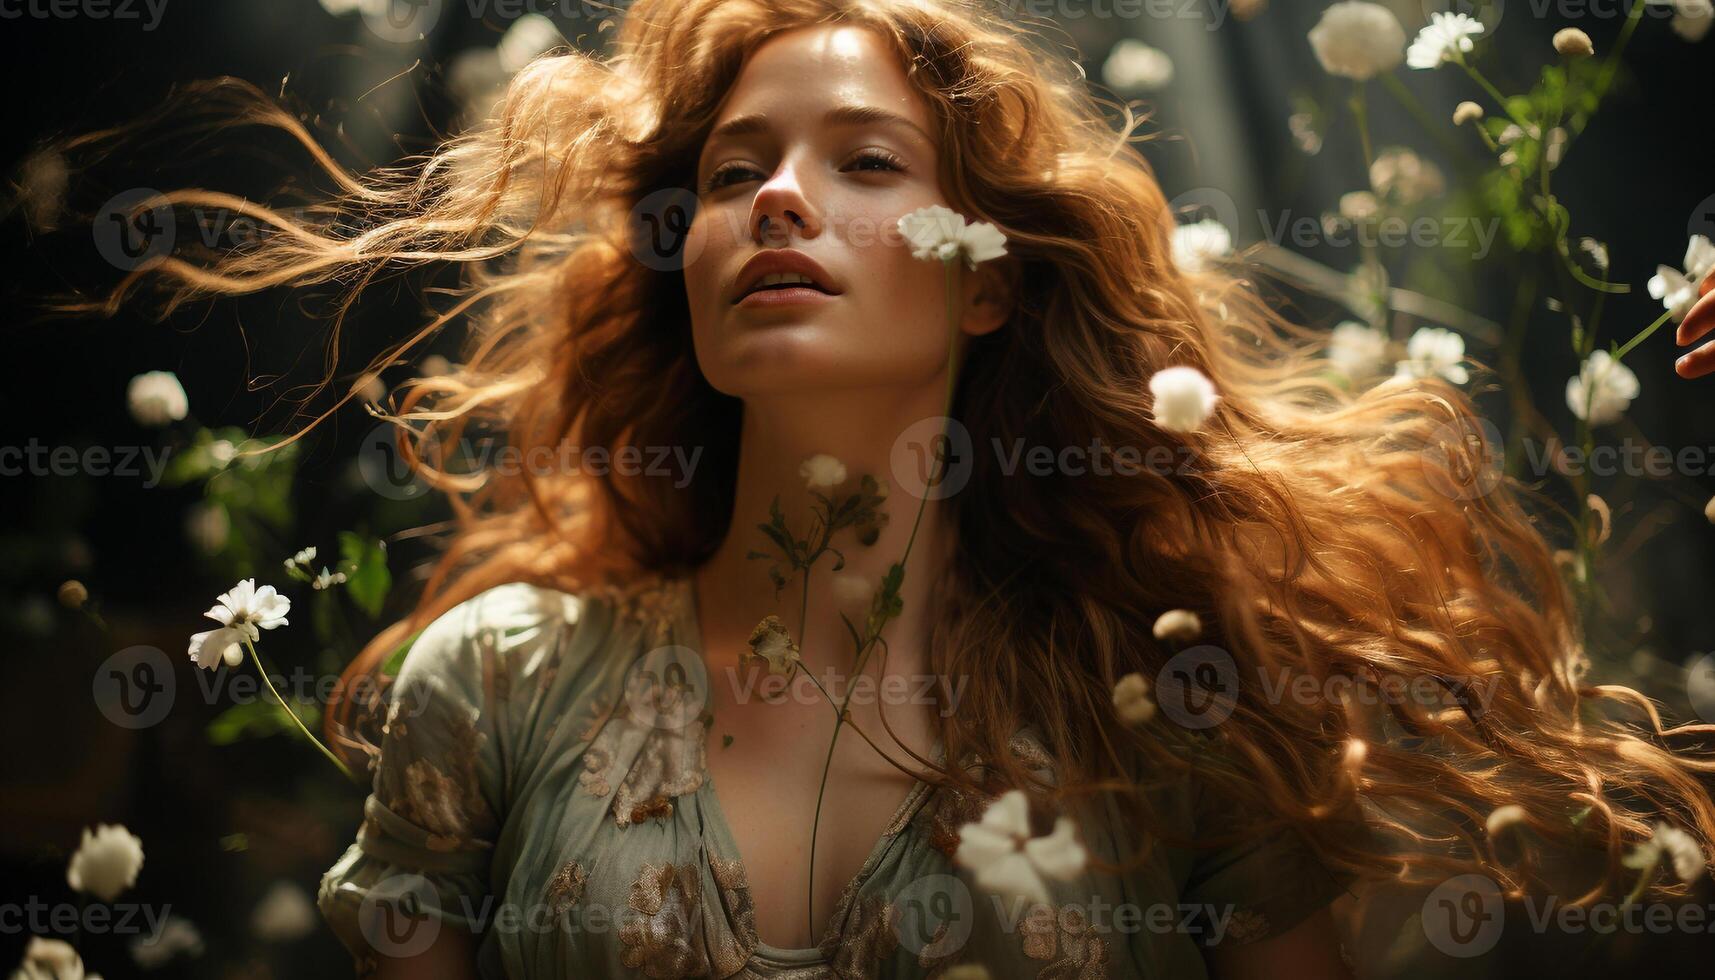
[{"xmin": 731, "ymin": 250, "xmax": 844, "ymax": 304}]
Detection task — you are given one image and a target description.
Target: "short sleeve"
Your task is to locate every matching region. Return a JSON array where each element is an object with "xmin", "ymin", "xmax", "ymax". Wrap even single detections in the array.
[
  {"xmin": 316, "ymin": 586, "xmax": 527, "ymax": 968},
  {"xmin": 1177, "ymin": 775, "xmax": 1356, "ymax": 948}
]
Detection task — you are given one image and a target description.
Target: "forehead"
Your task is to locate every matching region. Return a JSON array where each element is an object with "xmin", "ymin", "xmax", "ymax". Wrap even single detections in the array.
[{"xmin": 708, "ymin": 24, "xmax": 931, "ymax": 133}]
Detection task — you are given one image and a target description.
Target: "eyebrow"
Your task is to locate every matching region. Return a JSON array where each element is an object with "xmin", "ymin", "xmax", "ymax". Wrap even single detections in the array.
[{"xmin": 706, "ymin": 103, "xmax": 936, "ymax": 148}]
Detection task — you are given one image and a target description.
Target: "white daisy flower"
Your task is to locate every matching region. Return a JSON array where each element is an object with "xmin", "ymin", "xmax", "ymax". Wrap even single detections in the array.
[
  {"xmin": 1328, "ymin": 320, "xmax": 1390, "ymax": 380},
  {"xmin": 126, "ymin": 370, "xmax": 188, "ymax": 427},
  {"xmin": 1147, "ymin": 366, "xmax": 1220, "ymax": 434},
  {"xmin": 1565, "ymin": 350, "xmax": 1640, "ymax": 426},
  {"xmin": 1393, "ymin": 326, "xmax": 1469, "ymax": 385},
  {"xmin": 1648, "ymin": 235, "xmax": 1715, "ymax": 323},
  {"xmin": 897, "ymin": 205, "xmax": 1009, "ymax": 269},
  {"xmin": 1307, "ymin": 2, "xmax": 1407, "ymax": 80},
  {"xmin": 1623, "ymin": 821, "xmax": 1707, "ymax": 883},
  {"xmin": 954, "ymin": 789, "xmax": 1088, "ymax": 905},
  {"xmin": 1407, "ymin": 12, "xmax": 1485, "ymax": 70},
  {"xmin": 187, "ymin": 578, "xmax": 291, "ymax": 670},
  {"xmin": 799, "ymin": 453, "xmax": 848, "ymax": 489},
  {"xmin": 1170, "ymin": 219, "xmax": 1233, "ymax": 274},
  {"xmin": 66, "ymin": 823, "xmax": 145, "ymax": 902}
]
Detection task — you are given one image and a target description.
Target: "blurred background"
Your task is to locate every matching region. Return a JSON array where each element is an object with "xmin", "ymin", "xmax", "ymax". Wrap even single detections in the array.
[{"xmin": 3, "ymin": 0, "xmax": 1714, "ymax": 976}]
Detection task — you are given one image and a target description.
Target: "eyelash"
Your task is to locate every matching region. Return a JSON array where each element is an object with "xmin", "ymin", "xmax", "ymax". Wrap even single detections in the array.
[{"xmin": 700, "ymin": 148, "xmax": 908, "ymax": 193}]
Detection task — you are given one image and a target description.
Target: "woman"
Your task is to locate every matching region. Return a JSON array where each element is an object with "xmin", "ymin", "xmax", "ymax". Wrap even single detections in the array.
[{"xmin": 77, "ymin": 0, "xmax": 1715, "ymax": 976}]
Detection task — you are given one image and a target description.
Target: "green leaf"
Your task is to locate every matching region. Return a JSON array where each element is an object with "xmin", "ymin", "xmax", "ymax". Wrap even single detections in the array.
[{"xmin": 338, "ymin": 532, "xmax": 392, "ymax": 618}]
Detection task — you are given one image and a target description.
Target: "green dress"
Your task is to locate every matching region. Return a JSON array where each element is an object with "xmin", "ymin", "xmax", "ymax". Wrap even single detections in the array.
[{"xmin": 317, "ymin": 578, "xmax": 1351, "ymax": 978}]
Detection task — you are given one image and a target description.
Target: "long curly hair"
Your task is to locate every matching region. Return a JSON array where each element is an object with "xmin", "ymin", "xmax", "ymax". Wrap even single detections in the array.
[{"xmin": 61, "ymin": 0, "xmax": 1715, "ymax": 908}]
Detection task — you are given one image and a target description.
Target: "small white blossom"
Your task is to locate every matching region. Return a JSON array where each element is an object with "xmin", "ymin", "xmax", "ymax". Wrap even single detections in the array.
[
  {"xmin": 1648, "ymin": 235, "xmax": 1715, "ymax": 323},
  {"xmin": 187, "ymin": 578, "xmax": 291, "ymax": 670},
  {"xmin": 1393, "ymin": 327, "xmax": 1469, "ymax": 385},
  {"xmin": 251, "ymin": 882, "xmax": 317, "ymax": 943},
  {"xmin": 1485, "ymin": 804, "xmax": 1528, "ymax": 838},
  {"xmin": 496, "ymin": 12, "xmax": 563, "ymax": 72},
  {"xmin": 1453, "ymin": 101, "xmax": 1485, "ymax": 125},
  {"xmin": 954, "ymin": 790, "xmax": 1088, "ymax": 905},
  {"xmin": 1112, "ymin": 673, "xmax": 1156, "ymax": 726},
  {"xmin": 184, "ymin": 502, "xmax": 230, "ymax": 556},
  {"xmin": 1623, "ymin": 821, "xmax": 1707, "ymax": 883},
  {"xmin": 1170, "ymin": 219, "xmax": 1232, "ymax": 274},
  {"xmin": 11, "ymin": 937, "xmax": 94, "ymax": 980},
  {"xmin": 1565, "ymin": 351, "xmax": 1639, "ymax": 426},
  {"xmin": 1147, "ymin": 366, "xmax": 1220, "ymax": 434},
  {"xmin": 1579, "ymin": 238, "xmax": 1611, "ymax": 275},
  {"xmin": 1553, "ymin": 27, "xmax": 1595, "ymax": 57},
  {"xmin": 126, "ymin": 371, "xmax": 188, "ymax": 427},
  {"xmin": 66, "ymin": 824, "xmax": 144, "ymax": 902},
  {"xmin": 1407, "ymin": 12, "xmax": 1485, "ymax": 70},
  {"xmin": 1370, "ymin": 147, "xmax": 1444, "ymax": 205},
  {"xmin": 897, "ymin": 205, "xmax": 1008, "ymax": 269},
  {"xmin": 131, "ymin": 916, "xmax": 205, "ymax": 969},
  {"xmin": 1646, "ymin": 0, "xmax": 1713, "ymax": 42},
  {"xmin": 1152, "ymin": 609, "xmax": 1203, "ymax": 643},
  {"xmin": 799, "ymin": 453, "xmax": 847, "ymax": 489},
  {"xmin": 1329, "ymin": 320, "xmax": 1390, "ymax": 380},
  {"xmin": 311, "ymin": 567, "xmax": 348, "ymax": 591},
  {"xmin": 1307, "ymin": 2, "xmax": 1407, "ymax": 80},
  {"xmin": 1102, "ymin": 39, "xmax": 1174, "ymax": 92}
]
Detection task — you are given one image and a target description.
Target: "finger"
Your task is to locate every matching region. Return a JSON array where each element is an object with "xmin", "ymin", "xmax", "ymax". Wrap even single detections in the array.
[
  {"xmin": 1703, "ymin": 263, "xmax": 1715, "ymax": 299},
  {"xmin": 1676, "ymin": 291, "xmax": 1715, "ymax": 347},
  {"xmin": 1675, "ymin": 337, "xmax": 1715, "ymax": 379}
]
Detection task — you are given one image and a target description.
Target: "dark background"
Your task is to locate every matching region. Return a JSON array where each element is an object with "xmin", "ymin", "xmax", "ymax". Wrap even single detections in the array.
[{"xmin": 3, "ymin": 1, "xmax": 1713, "ymax": 977}]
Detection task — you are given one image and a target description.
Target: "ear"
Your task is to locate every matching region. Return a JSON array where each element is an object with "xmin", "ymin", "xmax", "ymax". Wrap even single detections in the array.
[{"xmin": 960, "ymin": 260, "xmax": 1015, "ymax": 338}]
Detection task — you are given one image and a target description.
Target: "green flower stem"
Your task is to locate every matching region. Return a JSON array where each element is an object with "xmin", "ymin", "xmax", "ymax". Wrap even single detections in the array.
[
  {"xmin": 1458, "ymin": 60, "xmax": 1529, "ymax": 131},
  {"xmin": 1620, "ymin": 851, "xmax": 1659, "ymax": 910},
  {"xmin": 1611, "ymin": 308, "xmax": 1676, "ymax": 365},
  {"xmin": 243, "ymin": 636, "xmax": 356, "ymax": 781},
  {"xmin": 805, "ymin": 258, "xmax": 960, "ymax": 937}
]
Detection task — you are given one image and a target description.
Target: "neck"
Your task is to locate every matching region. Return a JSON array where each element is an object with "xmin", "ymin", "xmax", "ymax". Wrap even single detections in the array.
[{"xmin": 694, "ymin": 385, "xmax": 953, "ymax": 682}]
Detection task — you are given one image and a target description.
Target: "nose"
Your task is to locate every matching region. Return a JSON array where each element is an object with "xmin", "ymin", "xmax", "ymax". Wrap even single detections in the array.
[{"xmin": 750, "ymin": 165, "xmax": 821, "ymax": 245}]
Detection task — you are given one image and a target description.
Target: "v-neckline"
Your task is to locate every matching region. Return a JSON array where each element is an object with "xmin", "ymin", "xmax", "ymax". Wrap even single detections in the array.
[{"xmin": 677, "ymin": 571, "xmax": 947, "ymax": 958}]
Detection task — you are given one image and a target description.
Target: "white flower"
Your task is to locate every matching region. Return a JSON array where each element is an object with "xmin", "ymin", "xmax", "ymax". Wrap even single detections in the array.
[
  {"xmin": 1147, "ymin": 366, "xmax": 1220, "ymax": 434},
  {"xmin": 1648, "ymin": 235, "xmax": 1715, "ymax": 323},
  {"xmin": 251, "ymin": 882, "xmax": 317, "ymax": 943},
  {"xmin": 1370, "ymin": 147, "xmax": 1444, "ymax": 205},
  {"xmin": 66, "ymin": 823, "xmax": 144, "ymax": 902},
  {"xmin": 1553, "ymin": 27, "xmax": 1595, "ymax": 57},
  {"xmin": 1452, "ymin": 101, "xmax": 1484, "ymax": 125},
  {"xmin": 1705, "ymin": 494, "xmax": 1715, "ymax": 524},
  {"xmin": 1407, "ymin": 12, "xmax": 1485, "ymax": 70},
  {"xmin": 1339, "ymin": 191, "xmax": 1380, "ymax": 222},
  {"xmin": 131, "ymin": 916, "xmax": 205, "ymax": 969},
  {"xmin": 1102, "ymin": 39, "xmax": 1174, "ymax": 92},
  {"xmin": 1152, "ymin": 609, "xmax": 1202, "ymax": 643},
  {"xmin": 11, "ymin": 937, "xmax": 93, "ymax": 980},
  {"xmin": 953, "ymin": 790, "xmax": 1087, "ymax": 905},
  {"xmin": 311, "ymin": 567, "xmax": 348, "ymax": 591},
  {"xmin": 1393, "ymin": 327, "xmax": 1469, "ymax": 385},
  {"xmin": 126, "ymin": 371, "xmax": 188, "ymax": 427},
  {"xmin": 16, "ymin": 149, "xmax": 69, "ymax": 233},
  {"xmin": 1328, "ymin": 320, "xmax": 1390, "ymax": 380},
  {"xmin": 799, "ymin": 453, "xmax": 848, "ymax": 489},
  {"xmin": 1485, "ymin": 804, "xmax": 1528, "ymax": 838},
  {"xmin": 1623, "ymin": 821, "xmax": 1707, "ymax": 883},
  {"xmin": 184, "ymin": 502, "xmax": 230, "ymax": 556},
  {"xmin": 496, "ymin": 12, "xmax": 563, "ymax": 72},
  {"xmin": 1112, "ymin": 673, "xmax": 1156, "ymax": 726},
  {"xmin": 1565, "ymin": 351, "xmax": 1639, "ymax": 426},
  {"xmin": 1308, "ymin": 2, "xmax": 1407, "ymax": 80},
  {"xmin": 1646, "ymin": 0, "xmax": 1713, "ymax": 42},
  {"xmin": 1579, "ymin": 237, "xmax": 1611, "ymax": 275},
  {"xmin": 897, "ymin": 205, "xmax": 1009, "ymax": 269},
  {"xmin": 1170, "ymin": 219, "xmax": 1232, "ymax": 274},
  {"xmin": 187, "ymin": 578, "xmax": 291, "ymax": 671}
]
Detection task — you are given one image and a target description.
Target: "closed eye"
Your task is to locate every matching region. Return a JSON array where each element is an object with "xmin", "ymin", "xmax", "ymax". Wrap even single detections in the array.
[{"xmin": 700, "ymin": 148, "xmax": 909, "ymax": 193}]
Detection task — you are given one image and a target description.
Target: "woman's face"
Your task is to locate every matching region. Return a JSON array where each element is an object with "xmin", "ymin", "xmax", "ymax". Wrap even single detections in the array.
[{"xmin": 682, "ymin": 24, "xmax": 985, "ymax": 399}]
